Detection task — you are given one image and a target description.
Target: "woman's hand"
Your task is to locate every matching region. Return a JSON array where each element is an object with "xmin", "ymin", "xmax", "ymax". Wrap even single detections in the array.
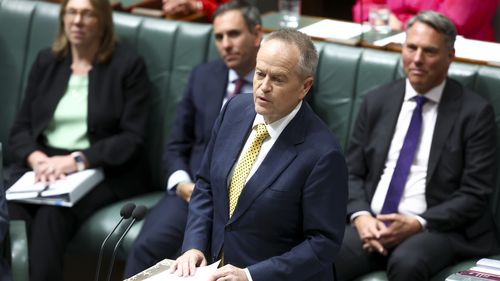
[{"xmin": 28, "ymin": 152, "xmax": 80, "ymax": 182}]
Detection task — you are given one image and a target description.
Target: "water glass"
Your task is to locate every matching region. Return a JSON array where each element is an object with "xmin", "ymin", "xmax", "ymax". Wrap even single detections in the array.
[
  {"xmin": 279, "ymin": 0, "xmax": 301, "ymax": 29},
  {"xmin": 369, "ymin": 5, "xmax": 390, "ymax": 34}
]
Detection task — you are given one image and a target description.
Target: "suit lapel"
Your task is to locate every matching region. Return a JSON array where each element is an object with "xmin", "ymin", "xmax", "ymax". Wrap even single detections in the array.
[
  {"xmin": 427, "ymin": 80, "xmax": 462, "ymax": 181},
  {"xmin": 371, "ymin": 82, "xmax": 405, "ymax": 193},
  {"xmin": 229, "ymin": 103, "xmax": 306, "ymax": 222},
  {"xmin": 35, "ymin": 56, "xmax": 72, "ymax": 137},
  {"xmin": 217, "ymin": 100, "xmax": 255, "ymax": 214}
]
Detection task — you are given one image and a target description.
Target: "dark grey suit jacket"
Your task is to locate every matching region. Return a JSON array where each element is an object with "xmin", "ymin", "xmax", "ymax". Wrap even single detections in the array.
[{"xmin": 347, "ymin": 78, "xmax": 499, "ymax": 256}]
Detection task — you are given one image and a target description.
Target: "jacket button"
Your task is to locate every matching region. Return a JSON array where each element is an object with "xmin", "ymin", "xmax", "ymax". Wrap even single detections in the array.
[{"xmin": 225, "ymin": 225, "xmax": 232, "ymax": 231}]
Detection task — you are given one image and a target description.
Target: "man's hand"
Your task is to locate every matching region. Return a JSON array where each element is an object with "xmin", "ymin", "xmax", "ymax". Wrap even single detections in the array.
[
  {"xmin": 377, "ymin": 213, "xmax": 423, "ymax": 248},
  {"xmin": 170, "ymin": 249, "xmax": 207, "ymax": 277},
  {"xmin": 353, "ymin": 214, "xmax": 388, "ymax": 255},
  {"xmin": 176, "ymin": 182, "xmax": 195, "ymax": 202},
  {"xmin": 209, "ymin": 264, "xmax": 248, "ymax": 281}
]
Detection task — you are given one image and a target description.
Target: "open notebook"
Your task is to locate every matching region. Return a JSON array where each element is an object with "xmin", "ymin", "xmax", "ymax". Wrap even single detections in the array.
[{"xmin": 6, "ymin": 168, "xmax": 104, "ymax": 207}]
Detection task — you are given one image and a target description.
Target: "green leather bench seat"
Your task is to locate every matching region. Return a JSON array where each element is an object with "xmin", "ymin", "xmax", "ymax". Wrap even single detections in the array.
[{"xmin": 2, "ymin": 0, "xmax": 500, "ymax": 279}]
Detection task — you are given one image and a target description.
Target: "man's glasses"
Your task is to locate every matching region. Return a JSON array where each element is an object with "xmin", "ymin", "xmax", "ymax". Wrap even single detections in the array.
[{"xmin": 64, "ymin": 8, "xmax": 97, "ymax": 23}]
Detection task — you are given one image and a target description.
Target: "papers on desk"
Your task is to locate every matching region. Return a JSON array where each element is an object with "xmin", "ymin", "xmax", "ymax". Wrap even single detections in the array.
[
  {"xmin": 6, "ymin": 169, "xmax": 104, "ymax": 207},
  {"xmin": 299, "ymin": 19, "xmax": 371, "ymax": 45},
  {"xmin": 372, "ymin": 31, "xmax": 405, "ymax": 47},
  {"xmin": 142, "ymin": 261, "xmax": 220, "ymax": 281},
  {"xmin": 373, "ymin": 32, "xmax": 500, "ymax": 66},
  {"xmin": 446, "ymin": 258, "xmax": 500, "ymax": 280}
]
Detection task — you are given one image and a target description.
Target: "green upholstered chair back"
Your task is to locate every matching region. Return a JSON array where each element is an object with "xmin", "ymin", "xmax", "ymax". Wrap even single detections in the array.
[{"xmin": 0, "ymin": 0, "xmax": 37, "ymax": 165}]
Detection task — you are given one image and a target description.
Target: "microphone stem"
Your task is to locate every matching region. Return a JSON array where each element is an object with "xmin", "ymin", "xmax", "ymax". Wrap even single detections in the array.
[
  {"xmin": 106, "ymin": 218, "xmax": 137, "ymax": 281},
  {"xmin": 95, "ymin": 216, "xmax": 125, "ymax": 281}
]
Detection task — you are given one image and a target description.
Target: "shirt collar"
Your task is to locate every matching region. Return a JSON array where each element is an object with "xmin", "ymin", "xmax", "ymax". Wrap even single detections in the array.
[
  {"xmin": 229, "ymin": 69, "xmax": 254, "ymax": 84},
  {"xmin": 253, "ymin": 101, "xmax": 302, "ymax": 140},
  {"xmin": 405, "ymin": 79, "xmax": 445, "ymax": 104}
]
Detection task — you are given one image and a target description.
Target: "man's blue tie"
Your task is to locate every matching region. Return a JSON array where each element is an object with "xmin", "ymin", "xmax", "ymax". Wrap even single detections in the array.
[{"xmin": 380, "ymin": 95, "xmax": 427, "ymax": 214}]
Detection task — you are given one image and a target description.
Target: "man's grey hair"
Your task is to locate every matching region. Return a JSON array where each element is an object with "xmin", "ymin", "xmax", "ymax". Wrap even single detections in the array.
[
  {"xmin": 406, "ymin": 10, "xmax": 457, "ymax": 50},
  {"xmin": 212, "ymin": 0, "xmax": 261, "ymax": 32},
  {"xmin": 264, "ymin": 29, "xmax": 318, "ymax": 80}
]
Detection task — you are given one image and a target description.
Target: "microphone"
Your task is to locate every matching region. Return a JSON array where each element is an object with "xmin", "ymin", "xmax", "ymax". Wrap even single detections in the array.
[
  {"xmin": 105, "ymin": 205, "xmax": 148, "ymax": 281},
  {"xmin": 94, "ymin": 202, "xmax": 136, "ymax": 281}
]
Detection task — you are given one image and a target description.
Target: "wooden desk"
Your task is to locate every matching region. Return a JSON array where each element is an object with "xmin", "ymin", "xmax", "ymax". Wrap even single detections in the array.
[
  {"xmin": 262, "ymin": 12, "xmax": 499, "ymax": 67},
  {"xmin": 262, "ymin": 12, "xmax": 325, "ymax": 32},
  {"xmin": 262, "ymin": 12, "xmax": 399, "ymax": 44},
  {"xmin": 124, "ymin": 259, "xmax": 174, "ymax": 281}
]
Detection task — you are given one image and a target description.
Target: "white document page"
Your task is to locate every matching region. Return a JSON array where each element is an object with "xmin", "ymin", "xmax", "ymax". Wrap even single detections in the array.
[
  {"xmin": 299, "ymin": 19, "xmax": 371, "ymax": 40},
  {"xmin": 372, "ymin": 31, "xmax": 405, "ymax": 46},
  {"xmin": 373, "ymin": 33, "xmax": 500, "ymax": 65},
  {"xmin": 144, "ymin": 261, "xmax": 220, "ymax": 281}
]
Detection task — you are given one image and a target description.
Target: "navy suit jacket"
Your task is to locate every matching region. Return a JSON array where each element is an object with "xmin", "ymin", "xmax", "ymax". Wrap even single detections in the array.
[
  {"xmin": 182, "ymin": 93, "xmax": 348, "ymax": 281},
  {"xmin": 348, "ymin": 78, "xmax": 499, "ymax": 256},
  {"xmin": 164, "ymin": 60, "xmax": 229, "ymax": 180}
]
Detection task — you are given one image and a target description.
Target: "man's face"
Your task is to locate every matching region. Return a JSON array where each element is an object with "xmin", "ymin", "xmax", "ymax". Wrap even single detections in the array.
[
  {"xmin": 253, "ymin": 39, "xmax": 312, "ymax": 124},
  {"xmin": 402, "ymin": 21, "xmax": 454, "ymax": 94},
  {"xmin": 213, "ymin": 10, "xmax": 262, "ymax": 76}
]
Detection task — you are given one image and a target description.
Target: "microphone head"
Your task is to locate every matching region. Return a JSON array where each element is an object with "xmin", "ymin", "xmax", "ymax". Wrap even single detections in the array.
[
  {"xmin": 120, "ymin": 202, "xmax": 136, "ymax": 219},
  {"xmin": 131, "ymin": 205, "xmax": 148, "ymax": 221}
]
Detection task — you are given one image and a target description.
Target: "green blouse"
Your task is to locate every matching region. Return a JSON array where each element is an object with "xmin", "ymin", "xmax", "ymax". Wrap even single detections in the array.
[{"xmin": 44, "ymin": 74, "xmax": 90, "ymax": 150}]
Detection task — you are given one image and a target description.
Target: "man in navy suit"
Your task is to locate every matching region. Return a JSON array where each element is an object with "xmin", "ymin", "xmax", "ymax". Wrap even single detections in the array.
[
  {"xmin": 170, "ymin": 29, "xmax": 348, "ymax": 281},
  {"xmin": 336, "ymin": 11, "xmax": 499, "ymax": 281},
  {"xmin": 123, "ymin": 1, "xmax": 263, "ymax": 277}
]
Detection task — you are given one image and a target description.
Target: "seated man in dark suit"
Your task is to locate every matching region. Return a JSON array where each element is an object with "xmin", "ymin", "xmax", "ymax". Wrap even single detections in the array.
[
  {"xmin": 336, "ymin": 11, "xmax": 499, "ymax": 281},
  {"xmin": 170, "ymin": 29, "xmax": 348, "ymax": 281},
  {"xmin": 123, "ymin": 1, "xmax": 263, "ymax": 277}
]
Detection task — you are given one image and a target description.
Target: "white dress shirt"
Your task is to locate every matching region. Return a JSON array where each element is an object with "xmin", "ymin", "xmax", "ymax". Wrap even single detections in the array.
[{"xmin": 227, "ymin": 101, "xmax": 302, "ymax": 186}]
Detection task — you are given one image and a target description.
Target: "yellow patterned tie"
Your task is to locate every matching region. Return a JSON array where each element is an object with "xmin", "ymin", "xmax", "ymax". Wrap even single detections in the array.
[{"xmin": 228, "ymin": 123, "xmax": 269, "ymax": 217}]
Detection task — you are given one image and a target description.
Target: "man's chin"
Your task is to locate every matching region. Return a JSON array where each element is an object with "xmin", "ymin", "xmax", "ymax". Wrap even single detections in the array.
[{"xmin": 224, "ymin": 59, "xmax": 240, "ymax": 69}]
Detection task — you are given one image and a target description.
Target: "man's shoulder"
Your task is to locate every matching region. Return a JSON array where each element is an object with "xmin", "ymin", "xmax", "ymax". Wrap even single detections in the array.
[
  {"xmin": 447, "ymin": 78, "xmax": 484, "ymax": 99},
  {"xmin": 445, "ymin": 78, "xmax": 493, "ymax": 110},
  {"xmin": 365, "ymin": 79, "xmax": 405, "ymax": 99},
  {"xmin": 225, "ymin": 92, "xmax": 253, "ymax": 110},
  {"xmin": 193, "ymin": 59, "xmax": 227, "ymax": 74},
  {"xmin": 305, "ymin": 104, "xmax": 343, "ymax": 148}
]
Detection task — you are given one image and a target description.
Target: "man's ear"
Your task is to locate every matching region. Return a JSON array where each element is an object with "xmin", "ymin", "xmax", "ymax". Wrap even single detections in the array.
[
  {"xmin": 300, "ymin": 76, "xmax": 313, "ymax": 100},
  {"xmin": 253, "ymin": 24, "xmax": 263, "ymax": 47}
]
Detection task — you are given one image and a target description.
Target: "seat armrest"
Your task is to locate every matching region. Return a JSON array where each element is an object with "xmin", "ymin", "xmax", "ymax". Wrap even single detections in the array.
[{"xmin": 9, "ymin": 220, "xmax": 29, "ymax": 281}]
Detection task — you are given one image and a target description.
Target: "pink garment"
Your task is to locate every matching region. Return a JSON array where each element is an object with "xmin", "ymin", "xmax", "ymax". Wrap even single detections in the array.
[{"xmin": 352, "ymin": 0, "xmax": 498, "ymax": 41}]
